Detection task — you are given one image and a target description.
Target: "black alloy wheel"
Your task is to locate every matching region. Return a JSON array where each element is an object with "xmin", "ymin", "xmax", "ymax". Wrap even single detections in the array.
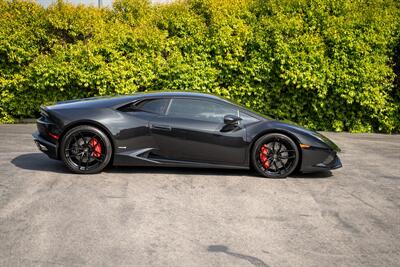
[
  {"xmin": 60, "ymin": 125, "xmax": 112, "ymax": 174},
  {"xmin": 252, "ymin": 133, "xmax": 299, "ymax": 178}
]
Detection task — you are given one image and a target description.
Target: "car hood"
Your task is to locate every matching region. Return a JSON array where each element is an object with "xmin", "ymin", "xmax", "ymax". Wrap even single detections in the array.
[{"xmin": 270, "ymin": 120, "xmax": 341, "ymax": 152}]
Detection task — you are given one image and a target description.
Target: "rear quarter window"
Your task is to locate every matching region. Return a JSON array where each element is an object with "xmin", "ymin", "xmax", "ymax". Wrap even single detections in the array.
[
  {"xmin": 136, "ymin": 99, "xmax": 170, "ymax": 114},
  {"xmin": 119, "ymin": 98, "xmax": 170, "ymax": 115}
]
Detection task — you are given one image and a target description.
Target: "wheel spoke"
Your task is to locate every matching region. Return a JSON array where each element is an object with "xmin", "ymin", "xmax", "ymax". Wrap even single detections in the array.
[
  {"xmin": 79, "ymin": 132, "xmax": 87, "ymax": 145},
  {"xmin": 278, "ymin": 149, "xmax": 296, "ymax": 154},
  {"xmin": 73, "ymin": 134, "xmax": 78, "ymax": 146},
  {"xmin": 74, "ymin": 134, "xmax": 84, "ymax": 149},
  {"xmin": 273, "ymin": 160, "xmax": 280, "ymax": 174},
  {"xmin": 267, "ymin": 159, "xmax": 273, "ymax": 170},
  {"xmin": 272, "ymin": 142, "xmax": 277, "ymax": 153},
  {"xmin": 279, "ymin": 159, "xmax": 289, "ymax": 173},
  {"xmin": 279, "ymin": 155, "xmax": 296, "ymax": 159},
  {"xmin": 66, "ymin": 149, "xmax": 79, "ymax": 156},
  {"xmin": 78, "ymin": 153, "xmax": 83, "ymax": 170},
  {"xmin": 92, "ymin": 157, "xmax": 104, "ymax": 163},
  {"xmin": 85, "ymin": 154, "xmax": 89, "ymax": 170},
  {"xmin": 277, "ymin": 141, "xmax": 282, "ymax": 153}
]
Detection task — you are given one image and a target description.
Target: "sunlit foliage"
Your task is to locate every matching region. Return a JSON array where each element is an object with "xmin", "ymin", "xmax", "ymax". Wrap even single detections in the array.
[{"xmin": 0, "ymin": 0, "xmax": 399, "ymax": 132}]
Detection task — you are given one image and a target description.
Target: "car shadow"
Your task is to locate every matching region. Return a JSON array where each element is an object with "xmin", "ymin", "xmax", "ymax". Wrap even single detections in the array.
[
  {"xmin": 11, "ymin": 153, "xmax": 332, "ymax": 179},
  {"xmin": 290, "ymin": 171, "xmax": 333, "ymax": 179},
  {"xmin": 107, "ymin": 165, "xmax": 251, "ymax": 177},
  {"xmin": 11, "ymin": 153, "xmax": 251, "ymax": 176},
  {"xmin": 11, "ymin": 153, "xmax": 70, "ymax": 174}
]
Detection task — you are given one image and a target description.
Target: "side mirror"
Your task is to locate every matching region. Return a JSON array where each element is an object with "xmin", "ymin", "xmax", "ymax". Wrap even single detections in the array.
[{"xmin": 224, "ymin": 114, "xmax": 242, "ymax": 125}]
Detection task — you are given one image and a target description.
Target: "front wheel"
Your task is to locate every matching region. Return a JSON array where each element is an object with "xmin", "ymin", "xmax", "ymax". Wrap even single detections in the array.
[
  {"xmin": 252, "ymin": 133, "xmax": 299, "ymax": 178},
  {"xmin": 60, "ymin": 125, "xmax": 112, "ymax": 174}
]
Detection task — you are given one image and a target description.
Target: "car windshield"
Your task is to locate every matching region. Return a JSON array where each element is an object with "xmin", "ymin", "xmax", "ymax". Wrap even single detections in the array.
[{"xmin": 221, "ymin": 97, "xmax": 274, "ymax": 120}]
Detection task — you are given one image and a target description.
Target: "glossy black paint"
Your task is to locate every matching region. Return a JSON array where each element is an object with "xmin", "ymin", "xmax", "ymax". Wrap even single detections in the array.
[{"xmin": 32, "ymin": 92, "xmax": 342, "ymax": 173}]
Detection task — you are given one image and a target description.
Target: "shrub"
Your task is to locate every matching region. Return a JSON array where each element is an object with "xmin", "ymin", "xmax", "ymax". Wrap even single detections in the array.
[{"xmin": 0, "ymin": 0, "xmax": 399, "ymax": 132}]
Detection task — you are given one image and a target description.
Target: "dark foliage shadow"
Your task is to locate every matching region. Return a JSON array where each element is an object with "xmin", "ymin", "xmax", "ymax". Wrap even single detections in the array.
[
  {"xmin": 11, "ymin": 153, "xmax": 69, "ymax": 174},
  {"xmin": 208, "ymin": 245, "xmax": 270, "ymax": 267}
]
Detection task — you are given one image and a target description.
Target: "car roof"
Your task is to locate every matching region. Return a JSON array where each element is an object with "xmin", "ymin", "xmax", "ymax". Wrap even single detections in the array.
[
  {"xmin": 49, "ymin": 91, "xmax": 268, "ymax": 120},
  {"xmin": 134, "ymin": 91, "xmax": 226, "ymax": 101},
  {"xmin": 54, "ymin": 91, "xmax": 228, "ymax": 108},
  {"xmin": 52, "ymin": 91, "xmax": 258, "ymax": 115}
]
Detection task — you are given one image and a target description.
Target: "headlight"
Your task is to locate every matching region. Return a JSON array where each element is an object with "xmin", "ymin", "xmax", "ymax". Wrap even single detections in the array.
[{"xmin": 314, "ymin": 132, "xmax": 341, "ymax": 152}]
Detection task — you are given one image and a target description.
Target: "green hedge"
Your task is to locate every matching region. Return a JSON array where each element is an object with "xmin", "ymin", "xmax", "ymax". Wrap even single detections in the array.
[{"xmin": 0, "ymin": 0, "xmax": 399, "ymax": 132}]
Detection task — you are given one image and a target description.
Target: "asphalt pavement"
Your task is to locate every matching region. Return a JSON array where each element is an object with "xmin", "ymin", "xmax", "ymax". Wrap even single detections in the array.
[{"xmin": 0, "ymin": 124, "xmax": 399, "ymax": 267}]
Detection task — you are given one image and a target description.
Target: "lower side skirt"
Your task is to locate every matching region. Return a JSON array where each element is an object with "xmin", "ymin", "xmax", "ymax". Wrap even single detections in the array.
[{"xmin": 113, "ymin": 151, "xmax": 249, "ymax": 170}]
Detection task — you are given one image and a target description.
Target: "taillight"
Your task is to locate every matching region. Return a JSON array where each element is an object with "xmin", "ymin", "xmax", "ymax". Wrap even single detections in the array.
[
  {"xmin": 39, "ymin": 106, "xmax": 61, "ymax": 140},
  {"xmin": 48, "ymin": 132, "xmax": 60, "ymax": 140}
]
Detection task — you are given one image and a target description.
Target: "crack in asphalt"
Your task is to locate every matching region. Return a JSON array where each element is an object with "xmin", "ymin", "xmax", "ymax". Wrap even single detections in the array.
[{"xmin": 208, "ymin": 245, "xmax": 270, "ymax": 267}]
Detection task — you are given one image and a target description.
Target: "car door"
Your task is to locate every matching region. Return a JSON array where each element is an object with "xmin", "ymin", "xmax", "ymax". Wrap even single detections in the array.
[
  {"xmin": 151, "ymin": 97, "xmax": 248, "ymax": 165},
  {"xmin": 116, "ymin": 98, "xmax": 172, "ymax": 159}
]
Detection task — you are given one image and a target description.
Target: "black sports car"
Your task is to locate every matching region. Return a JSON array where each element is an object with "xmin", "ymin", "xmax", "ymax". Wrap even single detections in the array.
[{"xmin": 32, "ymin": 92, "xmax": 342, "ymax": 178}]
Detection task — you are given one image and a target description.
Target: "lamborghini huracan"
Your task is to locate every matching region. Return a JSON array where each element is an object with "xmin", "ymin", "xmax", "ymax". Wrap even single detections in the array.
[{"xmin": 32, "ymin": 92, "xmax": 342, "ymax": 178}]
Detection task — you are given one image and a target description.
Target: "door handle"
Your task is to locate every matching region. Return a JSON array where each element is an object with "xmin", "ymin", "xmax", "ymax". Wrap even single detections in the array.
[{"xmin": 150, "ymin": 124, "xmax": 172, "ymax": 131}]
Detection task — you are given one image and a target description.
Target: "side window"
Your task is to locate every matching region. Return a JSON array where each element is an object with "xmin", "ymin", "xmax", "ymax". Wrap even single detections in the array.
[
  {"xmin": 167, "ymin": 98, "xmax": 238, "ymax": 123},
  {"xmin": 239, "ymin": 111, "xmax": 259, "ymax": 125},
  {"xmin": 135, "ymin": 98, "xmax": 170, "ymax": 115}
]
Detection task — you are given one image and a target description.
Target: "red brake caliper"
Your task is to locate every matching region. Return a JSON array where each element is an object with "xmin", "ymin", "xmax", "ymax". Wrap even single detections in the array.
[
  {"xmin": 89, "ymin": 138, "xmax": 102, "ymax": 158},
  {"xmin": 259, "ymin": 144, "xmax": 270, "ymax": 169}
]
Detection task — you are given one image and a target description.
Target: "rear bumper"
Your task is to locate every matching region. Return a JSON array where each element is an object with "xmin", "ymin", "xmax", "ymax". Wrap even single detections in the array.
[{"xmin": 32, "ymin": 132, "xmax": 58, "ymax": 159}]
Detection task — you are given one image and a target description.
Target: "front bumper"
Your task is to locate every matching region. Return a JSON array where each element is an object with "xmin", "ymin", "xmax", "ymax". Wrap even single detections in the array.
[
  {"xmin": 314, "ymin": 154, "xmax": 342, "ymax": 170},
  {"xmin": 300, "ymin": 147, "xmax": 342, "ymax": 173},
  {"xmin": 32, "ymin": 132, "xmax": 58, "ymax": 159}
]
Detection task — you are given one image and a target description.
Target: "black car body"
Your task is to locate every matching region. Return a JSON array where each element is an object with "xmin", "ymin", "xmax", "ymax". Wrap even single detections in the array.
[{"xmin": 32, "ymin": 92, "xmax": 342, "ymax": 177}]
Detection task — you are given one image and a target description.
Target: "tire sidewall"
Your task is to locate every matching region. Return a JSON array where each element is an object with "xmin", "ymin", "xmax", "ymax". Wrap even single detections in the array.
[
  {"xmin": 251, "ymin": 133, "xmax": 299, "ymax": 178},
  {"xmin": 60, "ymin": 125, "xmax": 112, "ymax": 174}
]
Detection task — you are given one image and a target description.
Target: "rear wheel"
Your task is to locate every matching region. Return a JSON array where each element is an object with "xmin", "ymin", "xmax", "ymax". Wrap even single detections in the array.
[
  {"xmin": 252, "ymin": 133, "xmax": 299, "ymax": 178},
  {"xmin": 60, "ymin": 125, "xmax": 112, "ymax": 174}
]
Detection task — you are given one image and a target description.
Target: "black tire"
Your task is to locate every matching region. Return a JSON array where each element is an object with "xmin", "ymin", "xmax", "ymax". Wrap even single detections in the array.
[
  {"xmin": 251, "ymin": 133, "xmax": 299, "ymax": 178},
  {"xmin": 60, "ymin": 125, "xmax": 112, "ymax": 174}
]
